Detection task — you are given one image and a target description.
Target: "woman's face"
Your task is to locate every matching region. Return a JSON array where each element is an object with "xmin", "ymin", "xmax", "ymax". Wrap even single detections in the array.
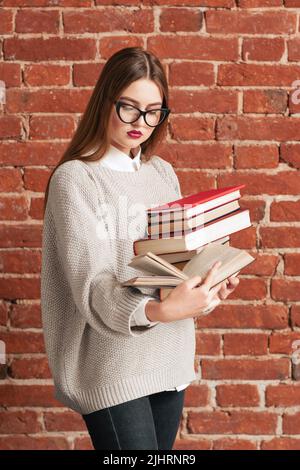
[{"xmin": 108, "ymin": 78, "xmax": 163, "ymax": 156}]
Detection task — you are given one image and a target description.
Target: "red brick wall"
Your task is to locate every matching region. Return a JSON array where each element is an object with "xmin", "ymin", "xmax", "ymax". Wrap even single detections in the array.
[{"xmin": 1, "ymin": 0, "xmax": 300, "ymax": 451}]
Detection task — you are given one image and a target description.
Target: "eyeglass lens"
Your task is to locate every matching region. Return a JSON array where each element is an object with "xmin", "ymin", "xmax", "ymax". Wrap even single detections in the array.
[{"xmin": 118, "ymin": 103, "xmax": 166, "ymax": 127}]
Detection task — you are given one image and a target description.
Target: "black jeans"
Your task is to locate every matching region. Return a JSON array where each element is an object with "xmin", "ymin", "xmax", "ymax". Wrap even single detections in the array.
[{"xmin": 82, "ymin": 389, "xmax": 186, "ymax": 450}]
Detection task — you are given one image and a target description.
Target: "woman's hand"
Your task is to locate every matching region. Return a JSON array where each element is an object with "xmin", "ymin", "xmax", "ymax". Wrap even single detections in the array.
[
  {"xmin": 217, "ymin": 275, "xmax": 240, "ymax": 301},
  {"xmin": 157, "ymin": 260, "xmax": 226, "ymax": 323}
]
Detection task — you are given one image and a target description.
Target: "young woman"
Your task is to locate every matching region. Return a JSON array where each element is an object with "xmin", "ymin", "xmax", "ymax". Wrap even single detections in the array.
[{"xmin": 41, "ymin": 46, "xmax": 239, "ymax": 450}]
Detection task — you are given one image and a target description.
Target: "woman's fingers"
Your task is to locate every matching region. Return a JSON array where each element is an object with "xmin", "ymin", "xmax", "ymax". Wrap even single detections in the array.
[
  {"xmin": 202, "ymin": 261, "xmax": 222, "ymax": 290},
  {"xmin": 227, "ymin": 276, "xmax": 240, "ymax": 289}
]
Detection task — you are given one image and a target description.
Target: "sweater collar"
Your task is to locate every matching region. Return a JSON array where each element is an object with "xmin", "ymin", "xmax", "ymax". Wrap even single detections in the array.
[{"xmin": 100, "ymin": 144, "xmax": 142, "ymax": 172}]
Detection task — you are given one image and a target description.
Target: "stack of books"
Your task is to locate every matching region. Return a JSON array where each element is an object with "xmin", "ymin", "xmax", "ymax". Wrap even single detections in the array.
[{"xmin": 121, "ymin": 184, "xmax": 255, "ymax": 300}]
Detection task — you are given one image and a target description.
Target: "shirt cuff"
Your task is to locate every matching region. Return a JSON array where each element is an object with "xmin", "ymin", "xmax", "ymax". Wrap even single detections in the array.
[
  {"xmin": 130, "ymin": 297, "xmax": 160, "ymax": 328},
  {"xmin": 201, "ymin": 297, "xmax": 221, "ymax": 315}
]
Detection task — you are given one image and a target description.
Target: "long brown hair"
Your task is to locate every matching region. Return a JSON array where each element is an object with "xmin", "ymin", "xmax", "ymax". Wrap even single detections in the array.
[{"xmin": 43, "ymin": 46, "xmax": 170, "ymax": 215}]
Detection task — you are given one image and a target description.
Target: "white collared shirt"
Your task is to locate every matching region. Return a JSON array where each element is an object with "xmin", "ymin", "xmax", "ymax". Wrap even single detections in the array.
[{"xmin": 99, "ymin": 143, "xmax": 142, "ymax": 172}]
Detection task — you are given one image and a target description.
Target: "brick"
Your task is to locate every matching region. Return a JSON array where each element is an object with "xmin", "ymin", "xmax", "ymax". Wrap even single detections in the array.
[
  {"xmin": 0, "ymin": 9, "xmax": 13, "ymax": 34},
  {"xmin": 238, "ymin": 200, "xmax": 266, "ymax": 222},
  {"xmin": 0, "ymin": 63, "xmax": 21, "ymax": 87},
  {"xmin": 15, "ymin": 9, "xmax": 59, "ymax": 34},
  {"xmin": 0, "ymin": 116, "xmax": 22, "ymax": 139},
  {"xmin": 216, "ymin": 384, "xmax": 260, "ymax": 407},
  {"xmin": 23, "ymin": 168, "xmax": 52, "ymax": 192},
  {"xmin": 184, "ymin": 384, "xmax": 211, "ymax": 407},
  {"xmin": 261, "ymin": 438, "xmax": 300, "ymax": 450},
  {"xmin": 218, "ymin": 171, "xmax": 300, "ymax": 195},
  {"xmin": 282, "ymin": 413, "xmax": 300, "ymax": 434},
  {"xmin": 29, "ymin": 115, "xmax": 76, "ymax": 140},
  {"xmin": 0, "ymin": 331, "xmax": 45, "ymax": 354},
  {"xmin": 270, "ymin": 201, "xmax": 300, "ymax": 221},
  {"xmin": 9, "ymin": 357, "xmax": 51, "ymax": 379},
  {"xmin": 170, "ymin": 89, "xmax": 238, "ymax": 113},
  {"xmin": 223, "ymin": 333, "xmax": 268, "ymax": 355},
  {"xmin": 243, "ymin": 90, "xmax": 287, "ymax": 114},
  {"xmin": 225, "ymin": 278, "xmax": 267, "ymax": 301},
  {"xmin": 73, "ymin": 62, "xmax": 104, "ymax": 87},
  {"xmin": 261, "ymin": 227, "xmax": 300, "ymax": 247},
  {"xmin": 196, "ymin": 304, "xmax": 288, "ymax": 330},
  {"xmin": 271, "ymin": 279, "xmax": 300, "ymax": 301},
  {"xmin": 284, "ymin": 253, "xmax": 300, "ymax": 275},
  {"xmin": 187, "ymin": 410, "xmax": 277, "ymax": 434},
  {"xmin": 163, "ymin": 0, "xmax": 235, "ymax": 5},
  {"xmin": 218, "ymin": 64, "xmax": 300, "ymax": 86},
  {"xmin": 236, "ymin": 252, "xmax": 278, "ymax": 275},
  {"xmin": 0, "ymin": 278, "xmax": 41, "ymax": 300},
  {"xmin": 24, "ymin": 64, "xmax": 70, "ymax": 86},
  {"xmin": 10, "ymin": 302, "xmax": 42, "ymax": 328},
  {"xmin": 29, "ymin": 197, "xmax": 44, "ymax": 220},
  {"xmin": 269, "ymin": 331, "xmax": 300, "ymax": 354},
  {"xmin": 99, "ymin": 36, "xmax": 144, "ymax": 59},
  {"xmin": 217, "ymin": 116, "xmax": 300, "ymax": 142},
  {"xmin": 43, "ymin": 410, "xmax": 86, "ymax": 432},
  {"xmin": 266, "ymin": 384, "xmax": 300, "ymax": 406},
  {"xmin": 169, "ymin": 62, "xmax": 215, "ymax": 86},
  {"xmin": 0, "ymin": 435, "xmax": 69, "ymax": 450},
  {"xmin": 160, "ymin": 8, "xmax": 203, "ymax": 32},
  {"xmin": 63, "ymin": 8, "xmax": 154, "ymax": 34},
  {"xmin": 0, "ymin": 169, "xmax": 23, "ymax": 192},
  {"xmin": 0, "ymin": 410, "xmax": 42, "ymax": 434},
  {"xmin": 195, "ymin": 332, "xmax": 221, "ymax": 355},
  {"xmin": 239, "ymin": 0, "xmax": 283, "ymax": 6},
  {"xmin": 206, "ymin": 11, "xmax": 296, "ymax": 34},
  {"xmin": 0, "ymin": 196, "xmax": 28, "ymax": 221},
  {"xmin": 160, "ymin": 143, "xmax": 232, "ymax": 169},
  {"xmin": 74, "ymin": 436, "xmax": 93, "ymax": 450},
  {"xmin": 201, "ymin": 358, "xmax": 289, "ymax": 380},
  {"xmin": 0, "ymin": 249, "xmax": 41, "ymax": 273},
  {"xmin": 0, "ymin": 141, "xmax": 65, "ymax": 166},
  {"xmin": 4, "ymin": 38, "xmax": 96, "ymax": 61},
  {"xmin": 0, "ymin": 224, "xmax": 42, "ymax": 248},
  {"xmin": 288, "ymin": 39, "xmax": 300, "ymax": 61},
  {"xmin": 170, "ymin": 116, "xmax": 215, "ymax": 141},
  {"xmin": 6, "ymin": 89, "xmax": 91, "ymax": 114},
  {"xmin": 229, "ymin": 225, "xmax": 256, "ymax": 249},
  {"xmin": 0, "ymin": 301, "xmax": 8, "ymax": 326},
  {"xmin": 0, "ymin": 385, "xmax": 63, "ymax": 407},
  {"xmin": 285, "ymin": 0, "xmax": 300, "ymax": 6},
  {"xmin": 235, "ymin": 145, "xmax": 279, "ymax": 169},
  {"xmin": 280, "ymin": 144, "xmax": 300, "ymax": 170},
  {"xmin": 174, "ymin": 438, "xmax": 211, "ymax": 450},
  {"xmin": 148, "ymin": 36, "xmax": 238, "ymax": 60},
  {"xmin": 242, "ymin": 38, "xmax": 284, "ymax": 61},
  {"xmin": 170, "ymin": 172, "xmax": 215, "ymax": 196},
  {"xmin": 291, "ymin": 305, "xmax": 300, "ymax": 327},
  {"xmin": 213, "ymin": 438, "xmax": 257, "ymax": 450}
]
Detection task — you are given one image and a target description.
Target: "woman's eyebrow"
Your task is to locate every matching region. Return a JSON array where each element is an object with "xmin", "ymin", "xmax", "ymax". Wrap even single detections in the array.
[{"xmin": 119, "ymin": 96, "xmax": 163, "ymax": 107}]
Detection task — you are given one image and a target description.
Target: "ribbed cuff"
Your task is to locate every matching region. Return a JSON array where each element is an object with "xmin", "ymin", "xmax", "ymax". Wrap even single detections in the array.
[{"xmin": 114, "ymin": 287, "xmax": 158, "ymax": 336}]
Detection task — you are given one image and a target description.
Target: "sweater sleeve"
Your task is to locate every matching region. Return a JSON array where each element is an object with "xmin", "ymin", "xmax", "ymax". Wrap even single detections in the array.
[{"xmin": 47, "ymin": 161, "xmax": 160, "ymax": 337}]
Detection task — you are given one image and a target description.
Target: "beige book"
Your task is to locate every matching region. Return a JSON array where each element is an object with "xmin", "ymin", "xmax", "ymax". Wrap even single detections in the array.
[{"xmin": 121, "ymin": 242, "xmax": 255, "ymax": 292}]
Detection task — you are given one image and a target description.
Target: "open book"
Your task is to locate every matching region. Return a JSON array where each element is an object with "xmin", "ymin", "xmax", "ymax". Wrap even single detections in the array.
[{"xmin": 121, "ymin": 241, "xmax": 255, "ymax": 291}]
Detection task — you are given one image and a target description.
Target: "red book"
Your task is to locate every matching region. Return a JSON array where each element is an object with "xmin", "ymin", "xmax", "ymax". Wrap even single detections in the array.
[{"xmin": 147, "ymin": 184, "xmax": 246, "ymax": 219}]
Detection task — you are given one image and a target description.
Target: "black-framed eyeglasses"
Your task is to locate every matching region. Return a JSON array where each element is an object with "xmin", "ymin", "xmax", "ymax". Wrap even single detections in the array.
[{"xmin": 114, "ymin": 100, "xmax": 171, "ymax": 127}]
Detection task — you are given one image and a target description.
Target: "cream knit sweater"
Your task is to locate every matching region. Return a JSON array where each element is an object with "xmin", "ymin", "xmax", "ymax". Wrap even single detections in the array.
[{"xmin": 41, "ymin": 155, "xmax": 197, "ymax": 414}]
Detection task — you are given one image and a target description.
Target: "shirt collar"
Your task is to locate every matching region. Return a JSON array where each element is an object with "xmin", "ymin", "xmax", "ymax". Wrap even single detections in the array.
[{"xmin": 100, "ymin": 144, "xmax": 142, "ymax": 172}]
